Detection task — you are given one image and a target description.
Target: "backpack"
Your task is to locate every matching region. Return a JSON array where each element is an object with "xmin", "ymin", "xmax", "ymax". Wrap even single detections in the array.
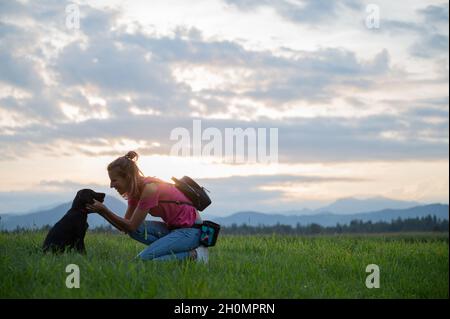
[
  {"xmin": 156, "ymin": 176, "xmax": 220, "ymax": 246},
  {"xmin": 157, "ymin": 176, "xmax": 212, "ymax": 211}
]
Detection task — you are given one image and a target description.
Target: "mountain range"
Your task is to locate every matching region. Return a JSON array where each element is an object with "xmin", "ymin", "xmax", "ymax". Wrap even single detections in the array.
[
  {"xmin": 0, "ymin": 196, "xmax": 127, "ymax": 231},
  {"xmin": 206, "ymin": 204, "xmax": 448, "ymax": 227},
  {"xmin": 0, "ymin": 197, "xmax": 448, "ymax": 231}
]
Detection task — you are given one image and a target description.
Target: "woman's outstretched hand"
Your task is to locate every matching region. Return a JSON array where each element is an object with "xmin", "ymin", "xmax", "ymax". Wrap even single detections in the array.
[{"xmin": 86, "ymin": 199, "xmax": 107, "ymax": 215}]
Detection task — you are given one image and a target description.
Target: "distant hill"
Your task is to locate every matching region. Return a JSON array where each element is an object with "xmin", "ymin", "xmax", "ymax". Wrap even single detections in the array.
[
  {"xmin": 315, "ymin": 197, "xmax": 420, "ymax": 215},
  {"xmin": 204, "ymin": 204, "xmax": 449, "ymax": 227},
  {"xmin": 1, "ymin": 196, "xmax": 448, "ymax": 231},
  {"xmin": 0, "ymin": 196, "xmax": 127, "ymax": 231}
]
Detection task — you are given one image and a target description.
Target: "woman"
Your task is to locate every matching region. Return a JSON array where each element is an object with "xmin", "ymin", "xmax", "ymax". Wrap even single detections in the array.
[{"xmin": 86, "ymin": 151, "xmax": 208, "ymax": 263}]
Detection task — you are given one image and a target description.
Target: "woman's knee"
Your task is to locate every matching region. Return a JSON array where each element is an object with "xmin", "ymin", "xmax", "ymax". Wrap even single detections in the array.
[
  {"xmin": 136, "ymin": 249, "xmax": 159, "ymax": 261},
  {"xmin": 128, "ymin": 225, "xmax": 153, "ymax": 245},
  {"xmin": 136, "ymin": 252, "xmax": 147, "ymax": 261}
]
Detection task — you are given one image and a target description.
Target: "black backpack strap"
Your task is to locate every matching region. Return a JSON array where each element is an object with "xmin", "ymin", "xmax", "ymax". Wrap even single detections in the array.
[
  {"xmin": 144, "ymin": 179, "xmax": 193, "ymax": 206},
  {"xmin": 158, "ymin": 200, "xmax": 196, "ymax": 207}
]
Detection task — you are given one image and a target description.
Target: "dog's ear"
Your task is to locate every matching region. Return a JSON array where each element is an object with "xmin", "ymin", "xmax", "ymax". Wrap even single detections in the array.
[
  {"xmin": 72, "ymin": 190, "xmax": 84, "ymax": 207},
  {"xmin": 74, "ymin": 191, "xmax": 81, "ymax": 202}
]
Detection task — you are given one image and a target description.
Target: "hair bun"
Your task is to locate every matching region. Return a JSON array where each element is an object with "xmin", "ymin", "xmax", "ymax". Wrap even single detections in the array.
[{"xmin": 124, "ymin": 151, "xmax": 139, "ymax": 162}]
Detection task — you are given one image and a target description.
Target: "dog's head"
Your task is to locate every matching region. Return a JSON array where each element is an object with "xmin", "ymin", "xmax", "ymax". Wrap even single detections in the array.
[{"xmin": 72, "ymin": 189, "xmax": 106, "ymax": 210}]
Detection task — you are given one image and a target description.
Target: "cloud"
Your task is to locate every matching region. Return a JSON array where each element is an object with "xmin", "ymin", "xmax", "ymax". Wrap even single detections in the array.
[
  {"xmin": 194, "ymin": 174, "xmax": 368, "ymax": 214},
  {"xmin": 120, "ymin": 29, "xmax": 392, "ymax": 106},
  {"xmin": 0, "ymin": 110, "xmax": 447, "ymax": 163},
  {"xmin": 223, "ymin": 0, "xmax": 362, "ymax": 25},
  {"xmin": 0, "ymin": 1, "xmax": 448, "ymax": 214},
  {"xmin": 0, "ymin": 0, "xmax": 27, "ymax": 18},
  {"xmin": 0, "ymin": 31, "xmax": 44, "ymax": 90},
  {"xmin": 0, "ymin": 181, "xmax": 119, "ymax": 215},
  {"xmin": 0, "ymin": 191, "xmax": 74, "ymax": 215},
  {"xmin": 54, "ymin": 39, "xmax": 189, "ymax": 105},
  {"xmin": 0, "ymin": 1, "xmax": 447, "ymax": 166},
  {"xmin": 418, "ymin": 3, "xmax": 449, "ymax": 25},
  {"xmin": 243, "ymin": 48, "xmax": 390, "ymax": 103},
  {"xmin": 377, "ymin": 4, "xmax": 449, "ymax": 59},
  {"xmin": 0, "ymin": 174, "xmax": 364, "ymax": 215},
  {"xmin": 1, "ymin": 3, "xmax": 395, "ymax": 128},
  {"xmin": 276, "ymin": 114, "xmax": 448, "ymax": 163},
  {"xmin": 410, "ymin": 33, "xmax": 449, "ymax": 58},
  {"xmin": 38, "ymin": 179, "xmax": 105, "ymax": 191},
  {"xmin": 0, "ymin": 53, "xmax": 33, "ymax": 89}
]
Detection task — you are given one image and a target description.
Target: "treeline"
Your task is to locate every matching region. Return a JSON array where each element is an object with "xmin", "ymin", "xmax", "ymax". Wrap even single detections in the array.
[
  {"xmin": 221, "ymin": 215, "xmax": 449, "ymax": 235},
  {"xmin": 2, "ymin": 215, "xmax": 448, "ymax": 235}
]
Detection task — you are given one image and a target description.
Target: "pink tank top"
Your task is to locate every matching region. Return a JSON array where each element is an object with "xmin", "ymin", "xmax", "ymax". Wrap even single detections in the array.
[{"xmin": 127, "ymin": 177, "xmax": 197, "ymax": 228}]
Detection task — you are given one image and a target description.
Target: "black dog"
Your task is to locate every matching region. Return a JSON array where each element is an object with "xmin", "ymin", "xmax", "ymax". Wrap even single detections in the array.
[{"xmin": 42, "ymin": 189, "xmax": 105, "ymax": 254}]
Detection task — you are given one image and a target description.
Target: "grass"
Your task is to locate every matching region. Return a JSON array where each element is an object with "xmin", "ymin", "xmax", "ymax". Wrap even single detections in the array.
[{"xmin": 0, "ymin": 231, "xmax": 448, "ymax": 298}]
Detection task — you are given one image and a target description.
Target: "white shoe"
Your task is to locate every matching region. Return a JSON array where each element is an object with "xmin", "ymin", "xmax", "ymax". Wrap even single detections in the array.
[{"xmin": 195, "ymin": 245, "xmax": 209, "ymax": 264}]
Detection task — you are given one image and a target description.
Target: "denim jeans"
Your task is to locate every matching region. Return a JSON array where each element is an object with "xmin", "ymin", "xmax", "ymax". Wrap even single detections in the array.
[{"xmin": 129, "ymin": 220, "xmax": 202, "ymax": 261}]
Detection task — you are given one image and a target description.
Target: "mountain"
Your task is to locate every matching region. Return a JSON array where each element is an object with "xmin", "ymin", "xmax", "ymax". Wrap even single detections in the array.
[
  {"xmin": 204, "ymin": 204, "xmax": 449, "ymax": 227},
  {"xmin": 0, "ymin": 196, "xmax": 127, "ymax": 231},
  {"xmin": 1, "ymin": 195, "xmax": 448, "ymax": 231},
  {"xmin": 315, "ymin": 197, "xmax": 420, "ymax": 215}
]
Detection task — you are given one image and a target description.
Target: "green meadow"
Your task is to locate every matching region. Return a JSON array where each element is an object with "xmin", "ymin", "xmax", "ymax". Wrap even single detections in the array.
[{"xmin": 0, "ymin": 231, "xmax": 448, "ymax": 298}]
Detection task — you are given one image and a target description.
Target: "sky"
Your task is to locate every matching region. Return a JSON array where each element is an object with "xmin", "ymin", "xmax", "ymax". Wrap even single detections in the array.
[{"xmin": 0, "ymin": 0, "xmax": 448, "ymax": 216}]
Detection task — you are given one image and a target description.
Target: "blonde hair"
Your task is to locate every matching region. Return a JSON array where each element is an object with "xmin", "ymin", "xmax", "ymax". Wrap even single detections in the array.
[{"xmin": 107, "ymin": 151, "xmax": 145, "ymax": 199}]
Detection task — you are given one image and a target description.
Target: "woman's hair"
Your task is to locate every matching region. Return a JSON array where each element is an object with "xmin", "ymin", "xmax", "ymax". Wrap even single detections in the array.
[{"xmin": 107, "ymin": 151, "xmax": 145, "ymax": 199}]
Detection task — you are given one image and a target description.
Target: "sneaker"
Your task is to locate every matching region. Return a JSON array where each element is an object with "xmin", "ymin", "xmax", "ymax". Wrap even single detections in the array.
[{"xmin": 195, "ymin": 245, "xmax": 209, "ymax": 264}]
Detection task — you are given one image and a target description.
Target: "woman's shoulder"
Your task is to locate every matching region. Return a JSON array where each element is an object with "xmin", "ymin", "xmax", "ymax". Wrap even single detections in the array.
[
  {"xmin": 143, "ymin": 176, "xmax": 165, "ymax": 184},
  {"xmin": 128, "ymin": 177, "xmax": 160, "ymax": 203},
  {"xmin": 140, "ymin": 179, "xmax": 161, "ymax": 199}
]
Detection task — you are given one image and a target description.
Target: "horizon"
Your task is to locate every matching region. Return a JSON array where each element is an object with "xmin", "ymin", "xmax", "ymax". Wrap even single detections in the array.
[
  {"xmin": 0, "ymin": 1, "xmax": 448, "ymax": 216},
  {"xmin": 2, "ymin": 194, "xmax": 448, "ymax": 218}
]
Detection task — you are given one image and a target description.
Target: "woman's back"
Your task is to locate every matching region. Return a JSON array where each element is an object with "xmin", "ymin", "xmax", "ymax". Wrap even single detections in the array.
[{"xmin": 128, "ymin": 176, "xmax": 198, "ymax": 228}]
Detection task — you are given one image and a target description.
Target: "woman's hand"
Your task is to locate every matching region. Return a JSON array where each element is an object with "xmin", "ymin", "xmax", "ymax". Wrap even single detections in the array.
[{"xmin": 86, "ymin": 199, "xmax": 108, "ymax": 215}]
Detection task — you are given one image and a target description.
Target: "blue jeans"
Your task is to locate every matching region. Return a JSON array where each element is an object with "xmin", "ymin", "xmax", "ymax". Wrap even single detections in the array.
[{"xmin": 129, "ymin": 221, "xmax": 202, "ymax": 261}]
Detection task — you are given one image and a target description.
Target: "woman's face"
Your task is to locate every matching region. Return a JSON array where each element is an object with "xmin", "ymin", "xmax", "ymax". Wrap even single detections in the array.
[{"xmin": 108, "ymin": 169, "xmax": 129, "ymax": 195}]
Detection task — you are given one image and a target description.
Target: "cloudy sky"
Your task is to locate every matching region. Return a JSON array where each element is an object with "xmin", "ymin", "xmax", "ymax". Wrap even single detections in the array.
[{"xmin": 0, "ymin": 0, "xmax": 448, "ymax": 216}]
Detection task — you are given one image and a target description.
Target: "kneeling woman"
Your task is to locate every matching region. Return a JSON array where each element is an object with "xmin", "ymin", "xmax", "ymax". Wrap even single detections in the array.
[{"xmin": 86, "ymin": 151, "xmax": 208, "ymax": 263}]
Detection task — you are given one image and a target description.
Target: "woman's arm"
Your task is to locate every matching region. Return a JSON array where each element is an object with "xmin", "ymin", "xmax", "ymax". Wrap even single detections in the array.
[
  {"xmin": 124, "ymin": 205, "xmax": 135, "ymax": 220},
  {"xmin": 87, "ymin": 183, "xmax": 158, "ymax": 233},
  {"xmin": 100, "ymin": 206, "xmax": 148, "ymax": 233},
  {"xmin": 98, "ymin": 209, "xmax": 128, "ymax": 233}
]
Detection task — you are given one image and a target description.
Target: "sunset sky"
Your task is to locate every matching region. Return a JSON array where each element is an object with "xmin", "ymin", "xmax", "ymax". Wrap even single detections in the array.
[{"xmin": 0, "ymin": 0, "xmax": 448, "ymax": 216}]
